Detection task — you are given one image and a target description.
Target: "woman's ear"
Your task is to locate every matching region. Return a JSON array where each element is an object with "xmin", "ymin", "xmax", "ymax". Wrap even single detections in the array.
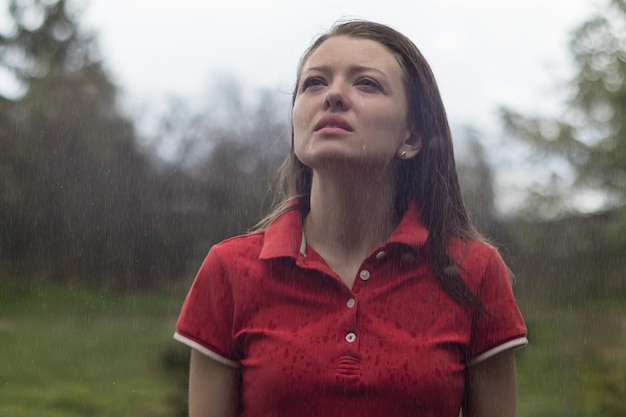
[{"xmin": 398, "ymin": 131, "xmax": 422, "ymax": 159}]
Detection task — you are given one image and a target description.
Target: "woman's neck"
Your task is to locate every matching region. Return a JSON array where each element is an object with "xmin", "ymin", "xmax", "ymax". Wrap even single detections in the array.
[{"xmin": 303, "ymin": 168, "xmax": 398, "ymax": 264}]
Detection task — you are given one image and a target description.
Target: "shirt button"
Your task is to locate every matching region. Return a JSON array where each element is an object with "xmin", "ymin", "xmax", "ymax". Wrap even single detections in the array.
[
  {"xmin": 346, "ymin": 298, "xmax": 356, "ymax": 308},
  {"xmin": 359, "ymin": 270, "xmax": 370, "ymax": 281},
  {"xmin": 375, "ymin": 251, "xmax": 386, "ymax": 260},
  {"xmin": 345, "ymin": 332, "xmax": 356, "ymax": 343}
]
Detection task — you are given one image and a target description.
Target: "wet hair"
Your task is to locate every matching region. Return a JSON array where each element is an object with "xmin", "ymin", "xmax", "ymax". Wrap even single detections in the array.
[{"xmin": 257, "ymin": 20, "xmax": 489, "ymax": 308}]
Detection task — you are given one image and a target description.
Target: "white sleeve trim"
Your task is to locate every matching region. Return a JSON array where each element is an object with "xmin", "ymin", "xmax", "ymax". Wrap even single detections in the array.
[
  {"xmin": 468, "ymin": 337, "xmax": 529, "ymax": 366},
  {"xmin": 173, "ymin": 332, "xmax": 240, "ymax": 368}
]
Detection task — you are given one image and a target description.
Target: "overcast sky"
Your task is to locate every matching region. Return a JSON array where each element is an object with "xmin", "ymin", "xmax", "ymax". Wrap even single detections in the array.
[{"xmin": 80, "ymin": 0, "xmax": 598, "ymax": 131}]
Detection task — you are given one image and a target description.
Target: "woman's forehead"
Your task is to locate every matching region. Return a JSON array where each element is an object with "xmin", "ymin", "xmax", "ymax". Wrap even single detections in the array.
[{"xmin": 301, "ymin": 36, "xmax": 402, "ymax": 74}]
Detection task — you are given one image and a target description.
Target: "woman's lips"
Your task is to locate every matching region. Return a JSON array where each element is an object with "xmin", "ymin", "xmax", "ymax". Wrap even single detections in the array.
[{"xmin": 314, "ymin": 115, "xmax": 353, "ymax": 133}]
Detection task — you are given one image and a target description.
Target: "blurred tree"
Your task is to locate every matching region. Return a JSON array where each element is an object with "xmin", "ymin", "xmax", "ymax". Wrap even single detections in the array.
[
  {"xmin": 150, "ymin": 80, "xmax": 290, "ymax": 280},
  {"xmin": 500, "ymin": 0, "xmax": 626, "ymax": 302},
  {"xmin": 501, "ymin": 0, "xmax": 626, "ymax": 223},
  {"xmin": 0, "ymin": 0, "xmax": 94, "ymax": 83},
  {"xmin": 0, "ymin": 0, "xmax": 158, "ymax": 288},
  {"xmin": 456, "ymin": 128, "xmax": 498, "ymax": 237}
]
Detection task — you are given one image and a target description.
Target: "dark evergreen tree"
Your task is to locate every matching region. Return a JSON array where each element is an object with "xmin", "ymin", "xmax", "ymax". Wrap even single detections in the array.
[{"xmin": 0, "ymin": 0, "xmax": 157, "ymax": 288}]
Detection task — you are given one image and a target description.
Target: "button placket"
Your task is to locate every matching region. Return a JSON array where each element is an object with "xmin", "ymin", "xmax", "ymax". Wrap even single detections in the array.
[
  {"xmin": 341, "ymin": 266, "xmax": 373, "ymax": 348},
  {"xmin": 344, "ymin": 293, "xmax": 357, "ymax": 344}
]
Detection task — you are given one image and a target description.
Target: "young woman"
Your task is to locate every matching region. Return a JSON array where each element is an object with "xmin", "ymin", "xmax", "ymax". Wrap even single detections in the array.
[{"xmin": 175, "ymin": 20, "xmax": 527, "ymax": 417}]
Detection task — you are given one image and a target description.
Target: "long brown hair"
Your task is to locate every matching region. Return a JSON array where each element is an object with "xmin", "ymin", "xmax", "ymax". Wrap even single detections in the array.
[{"xmin": 258, "ymin": 20, "xmax": 490, "ymax": 308}]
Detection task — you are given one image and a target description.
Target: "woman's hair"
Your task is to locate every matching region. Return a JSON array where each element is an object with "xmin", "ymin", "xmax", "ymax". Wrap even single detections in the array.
[{"xmin": 257, "ymin": 20, "xmax": 489, "ymax": 308}]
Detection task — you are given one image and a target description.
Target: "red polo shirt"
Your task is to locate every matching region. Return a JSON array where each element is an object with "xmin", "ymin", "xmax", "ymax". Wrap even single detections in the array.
[{"xmin": 175, "ymin": 204, "xmax": 527, "ymax": 417}]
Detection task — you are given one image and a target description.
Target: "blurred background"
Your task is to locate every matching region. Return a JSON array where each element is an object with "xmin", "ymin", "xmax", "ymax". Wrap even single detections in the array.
[{"xmin": 0, "ymin": 0, "xmax": 624, "ymax": 416}]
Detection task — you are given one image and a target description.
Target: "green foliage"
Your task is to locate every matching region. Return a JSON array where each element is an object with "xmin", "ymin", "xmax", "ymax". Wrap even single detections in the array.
[
  {"xmin": 142, "ymin": 81, "xmax": 290, "ymax": 266},
  {"xmin": 0, "ymin": 0, "xmax": 159, "ymax": 288},
  {"xmin": 0, "ymin": 1, "xmax": 293, "ymax": 289},
  {"xmin": 501, "ymin": 0, "xmax": 626, "ymax": 219},
  {"xmin": 456, "ymin": 128, "xmax": 498, "ymax": 236},
  {"xmin": 0, "ymin": 0, "xmax": 95, "ymax": 82}
]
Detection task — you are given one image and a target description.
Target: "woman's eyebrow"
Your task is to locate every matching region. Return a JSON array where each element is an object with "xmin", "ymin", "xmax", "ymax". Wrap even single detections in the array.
[
  {"xmin": 303, "ymin": 64, "xmax": 388, "ymax": 78},
  {"xmin": 301, "ymin": 65, "xmax": 331, "ymax": 75},
  {"xmin": 349, "ymin": 65, "xmax": 387, "ymax": 77}
]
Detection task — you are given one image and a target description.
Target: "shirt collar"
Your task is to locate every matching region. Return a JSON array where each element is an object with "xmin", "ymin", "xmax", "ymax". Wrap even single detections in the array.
[
  {"xmin": 386, "ymin": 201, "xmax": 429, "ymax": 248},
  {"xmin": 259, "ymin": 201, "xmax": 429, "ymax": 260},
  {"xmin": 259, "ymin": 205, "xmax": 305, "ymax": 260}
]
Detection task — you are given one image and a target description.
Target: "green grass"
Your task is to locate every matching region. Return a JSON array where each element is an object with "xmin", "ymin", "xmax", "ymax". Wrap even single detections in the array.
[
  {"xmin": 516, "ymin": 298, "xmax": 626, "ymax": 417},
  {"xmin": 1, "ymin": 284, "xmax": 625, "ymax": 416},
  {"xmin": 0, "ymin": 284, "xmax": 187, "ymax": 417}
]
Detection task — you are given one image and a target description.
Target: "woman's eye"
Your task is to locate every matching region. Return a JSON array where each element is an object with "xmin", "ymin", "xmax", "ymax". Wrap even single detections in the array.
[
  {"xmin": 301, "ymin": 77, "xmax": 325, "ymax": 91},
  {"xmin": 356, "ymin": 78, "xmax": 380, "ymax": 90}
]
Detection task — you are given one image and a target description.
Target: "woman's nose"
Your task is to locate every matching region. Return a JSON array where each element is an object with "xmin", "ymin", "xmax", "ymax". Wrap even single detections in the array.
[{"xmin": 324, "ymin": 83, "xmax": 349, "ymax": 111}]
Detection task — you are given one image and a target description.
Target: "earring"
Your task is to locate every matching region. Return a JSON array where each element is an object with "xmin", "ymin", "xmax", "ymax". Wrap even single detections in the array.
[{"xmin": 400, "ymin": 150, "xmax": 407, "ymax": 159}]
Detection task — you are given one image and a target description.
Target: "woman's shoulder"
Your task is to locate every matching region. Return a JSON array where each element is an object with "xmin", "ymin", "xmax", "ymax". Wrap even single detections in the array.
[
  {"xmin": 194, "ymin": 231, "xmax": 270, "ymax": 283},
  {"xmin": 448, "ymin": 237, "xmax": 508, "ymax": 280},
  {"xmin": 210, "ymin": 230, "xmax": 266, "ymax": 258}
]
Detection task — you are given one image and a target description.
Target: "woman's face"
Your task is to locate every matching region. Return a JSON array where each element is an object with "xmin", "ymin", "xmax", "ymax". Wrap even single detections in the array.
[{"xmin": 292, "ymin": 35, "xmax": 412, "ymax": 174}]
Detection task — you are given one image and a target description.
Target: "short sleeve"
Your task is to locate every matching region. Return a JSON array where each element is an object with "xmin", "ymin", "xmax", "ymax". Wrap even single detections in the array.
[
  {"xmin": 174, "ymin": 246, "xmax": 240, "ymax": 367},
  {"xmin": 467, "ymin": 247, "xmax": 528, "ymax": 366}
]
